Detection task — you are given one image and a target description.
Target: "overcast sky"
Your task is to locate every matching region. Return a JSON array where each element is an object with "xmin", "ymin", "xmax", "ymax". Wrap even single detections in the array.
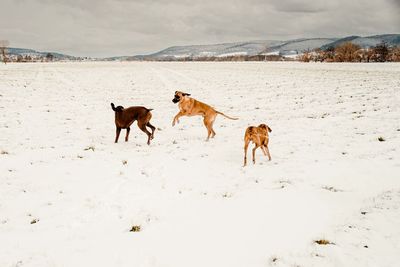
[{"xmin": 1, "ymin": 0, "xmax": 399, "ymax": 57}]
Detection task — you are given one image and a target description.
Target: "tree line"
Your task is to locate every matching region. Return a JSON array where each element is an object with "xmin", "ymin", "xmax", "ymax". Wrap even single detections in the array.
[{"xmin": 299, "ymin": 42, "xmax": 400, "ymax": 62}]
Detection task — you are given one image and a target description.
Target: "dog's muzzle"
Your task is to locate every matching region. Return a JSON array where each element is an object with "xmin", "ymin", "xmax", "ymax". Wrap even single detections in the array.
[{"xmin": 172, "ymin": 97, "xmax": 179, "ymax": 103}]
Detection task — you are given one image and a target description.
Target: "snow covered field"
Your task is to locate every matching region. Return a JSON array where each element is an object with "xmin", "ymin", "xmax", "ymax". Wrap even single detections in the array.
[{"xmin": 1, "ymin": 62, "xmax": 399, "ymax": 267}]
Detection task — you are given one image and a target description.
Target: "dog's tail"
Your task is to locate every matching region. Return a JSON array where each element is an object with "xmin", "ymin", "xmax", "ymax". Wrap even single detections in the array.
[
  {"xmin": 147, "ymin": 108, "xmax": 154, "ymax": 112},
  {"xmin": 111, "ymin": 103, "xmax": 117, "ymax": 111},
  {"xmin": 267, "ymin": 125, "xmax": 272, "ymax": 132},
  {"xmin": 111, "ymin": 103, "xmax": 124, "ymax": 112},
  {"xmin": 216, "ymin": 111, "xmax": 238, "ymax": 120}
]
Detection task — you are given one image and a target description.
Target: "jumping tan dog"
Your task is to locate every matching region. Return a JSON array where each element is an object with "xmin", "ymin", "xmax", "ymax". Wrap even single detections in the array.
[
  {"xmin": 243, "ymin": 124, "xmax": 272, "ymax": 166},
  {"xmin": 172, "ymin": 91, "xmax": 238, "ymax": 140}
]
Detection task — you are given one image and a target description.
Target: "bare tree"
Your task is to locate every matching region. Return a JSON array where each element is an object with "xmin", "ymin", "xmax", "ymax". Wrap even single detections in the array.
[
  {"xmin": 372, "ymin": 42, "xmax": 389, "ymax": 62},
  {"xmin": 313, "ymin": 48, "xmax": 323, "ymax": 62},
  {"xmin": 46, "ymin": 53, "xmax": 54, "ymax": 62},
  {"xmin": 0, "ymin": 40, "xmax": 9, "ymax": 64},
  {"xmin": 334, "ymin": 42, "xmax": 361, "ymax": 62},
  {"xmin": 388, "ymin": 46, "xmax": 400, "ymax": 62},
  {"xmin": 359, "ymin": 48, "xmax": 374, "ymax": 62},
  {"xmin": 299, "ymin": 49, "xmax": 311, "ymax": 62}
]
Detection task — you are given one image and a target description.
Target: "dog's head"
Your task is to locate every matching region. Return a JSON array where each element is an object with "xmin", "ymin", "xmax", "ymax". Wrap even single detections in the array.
[
  {"xmin": 258, "ymin": 124, "xmax": 272, "ymax": 133},
  {"xmin": 172, "ymin": 91, "xmax": 191, "ymax": 104}
]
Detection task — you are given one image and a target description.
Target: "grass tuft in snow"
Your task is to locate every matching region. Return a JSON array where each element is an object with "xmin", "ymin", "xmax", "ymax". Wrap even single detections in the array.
[
  {"xmin": 314, "ymin": 239, "xmax": 335, "ymax": 245},
  {"xmin": 130, "ymin": 225, "xmax": 141, "ymax": 232},
  {"xmin": 322, "ymin": 186, "xmax": 343, "ymax": 192},
  {"xmin": 84, "ymin": 146, "xmax": 95, "ymax": 151},
  {"xmin": 270, "ymin": 256, "xmax": 279, "ymax": 264},
  {"xmin": 222, "ymin": 192, "xmax": 233, "ymax": 198}
]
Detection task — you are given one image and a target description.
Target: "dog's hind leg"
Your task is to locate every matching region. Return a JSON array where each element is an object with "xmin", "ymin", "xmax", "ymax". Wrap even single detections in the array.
[
  {"xmin": 146, "ymin": 122, "xmax": 156, "ymax": 140},
  {"xmin": 264, "ymin": 145, "xmax": 271, "ymax": 161},
  {"xmin": 115, "ymin": 127, "xmax": 121, "ymax": 143},
  {"xmin": 125, "ymin": 127, "xmax": 130, "ymax": 142},
  {"xmin": 203, "ymin": 117, "xmax": 213, "ymax": 141},
  {"xmin": 260, "ymin": 145, "xmax": 267, "ymax": 156},
  {"xmin": 210, "ymin": 115, "xmax": 217, "ymax": 138},
  {"xmin": 138, "ymin": 122, "xmax": 152, "ymax": 145},
  {"xmin": 252, "ymin": 144, "xmax": 260, "ymax": 164},
  {"xmin": 204, "ymin": 114, "xmax": 217, "ymax": 140},
  {"xmin": 244, "ymin": 138, "xmax": 250, "ymax": 166}
]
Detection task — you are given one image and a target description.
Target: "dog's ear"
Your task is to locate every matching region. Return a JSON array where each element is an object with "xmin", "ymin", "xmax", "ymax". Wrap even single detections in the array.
[{"xmin": 182, "ymin": 93, "xmax": 191, "ymax": 96}]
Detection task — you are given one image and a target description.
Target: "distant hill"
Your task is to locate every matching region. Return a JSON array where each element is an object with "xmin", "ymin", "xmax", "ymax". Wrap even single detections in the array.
[
  {"xmin": 4, "ymin": 34, "xmax": 399, "ymax": 61},
  {"xmin": 7, "ymin": 47, "xmax": 79, "ymax": 60},
  {"xmin": 320, "ymin": 34, "xmax": 400, "ymax": 50},
  {"xmin": 126, "ymin": 34, "xmax": 400, "ymax": 61}
]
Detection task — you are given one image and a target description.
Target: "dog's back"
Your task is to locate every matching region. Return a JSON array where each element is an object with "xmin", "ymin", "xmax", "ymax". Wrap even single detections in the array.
[
  {"xmin": 245, "ymin": 124, "xmax": 271, "ymax": 144},
  {"xmin": 111, "ymin": 102, "xmax": 153, "ymax": 128}
]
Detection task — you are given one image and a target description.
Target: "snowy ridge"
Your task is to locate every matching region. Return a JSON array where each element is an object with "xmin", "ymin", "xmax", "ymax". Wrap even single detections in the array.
[
  {"xmin": 6, "ymin": 47, "xmax": 78, "ymax": 60},
  {"xmin": 131, "ymin": 34, "xmax": 400, "ymax": 60},
  {"xmin": 320, "ymin": 34, "xmax": 400, "ymax": 50}
]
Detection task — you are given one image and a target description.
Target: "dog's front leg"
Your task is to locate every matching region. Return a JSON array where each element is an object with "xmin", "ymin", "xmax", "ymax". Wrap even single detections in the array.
[{"xmin": 172, "ymin": 111, "xmax": 184, "ymax": 126}]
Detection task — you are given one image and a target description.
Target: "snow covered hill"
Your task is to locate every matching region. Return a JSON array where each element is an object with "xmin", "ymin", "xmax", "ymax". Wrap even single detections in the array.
[
  {"xmin": 6, "ymin": 47, "xmax": 79, "ymax": 61},
  {"xmin": 320, "ymin": 34, "xmax": 400, "ymax": 50},
  {"xmin": 130, "ymin": 34, "xmax": 400, "ymax": 60},
  {"xmin": 132, "ymin": 38, "xmax": 336, "ymax": 59}
]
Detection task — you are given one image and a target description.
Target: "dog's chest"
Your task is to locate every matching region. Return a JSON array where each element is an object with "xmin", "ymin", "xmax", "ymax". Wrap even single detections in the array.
[{"xmin": 179, "ymin": 100, "xmax": 195, "ymax": 115}]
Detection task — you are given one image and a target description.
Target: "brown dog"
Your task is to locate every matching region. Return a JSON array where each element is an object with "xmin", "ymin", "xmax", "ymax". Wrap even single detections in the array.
[
  {"xmin": 172, "ymin": 91, "xmax": 238, "ymax": 140},
  {"xmin": 243, "ymin": 124, "xmax": 272, "ymax": 166},
  {"xmin": 111, "ymin": 103, "xmax": 155, "ymax": 145}
]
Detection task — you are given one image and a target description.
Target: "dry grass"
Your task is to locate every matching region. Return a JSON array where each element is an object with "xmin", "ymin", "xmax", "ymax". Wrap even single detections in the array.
[
  {"xmin": 322, "ymin": 186, "xmax": 343, "ymax": 192},
  {"xmin": 130, "ymin": 225, "xmax": 141, "ymax": 232},
  {"xmin": 84, "ymin": 146, "xmax": 95, "ymax": 151},
  {"xmin": 314, "ymin": 239, "xmax": 335, "ymax": 245}
]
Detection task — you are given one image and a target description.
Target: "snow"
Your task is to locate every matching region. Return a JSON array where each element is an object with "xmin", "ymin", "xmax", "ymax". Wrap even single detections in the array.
[
  {"xmin": 1, "ymin": 62, "xmax": 400, "ymax": 267},
  {"xmin": 216, "ymin": 52, "xmax": 248, "ymax": 57}
]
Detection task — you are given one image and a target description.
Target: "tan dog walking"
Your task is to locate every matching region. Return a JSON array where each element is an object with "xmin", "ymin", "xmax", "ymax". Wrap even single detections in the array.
[
  {"xmin": 243, "ymin": 124, "xmax": 272, "ymax": 166},
  {"xmin": 172, "ymin": 91, "xmax": 238, "ymax": 140}
]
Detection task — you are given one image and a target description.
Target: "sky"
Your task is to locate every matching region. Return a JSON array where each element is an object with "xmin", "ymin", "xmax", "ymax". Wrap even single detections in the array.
[{"xmin": 1, "ymin": 0, "xmax": 399, "ymax": 57}]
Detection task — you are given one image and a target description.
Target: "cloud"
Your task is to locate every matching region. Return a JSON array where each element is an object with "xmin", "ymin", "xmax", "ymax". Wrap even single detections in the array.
[
  {"xmin": 269, "ymin": 0, "xmax": 333, "ymax": 13},
  {"xmin": 0, "ymin": 0, "xmax": 398, "ymax": 57}
]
